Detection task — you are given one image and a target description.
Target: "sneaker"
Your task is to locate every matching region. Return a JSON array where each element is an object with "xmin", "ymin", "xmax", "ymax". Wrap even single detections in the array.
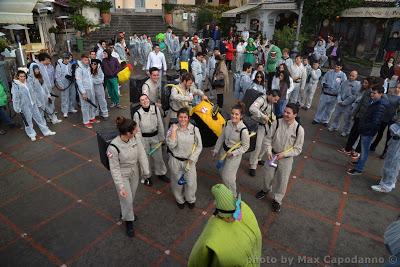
[
  {"xmin": 249, "ymin": 169, "xmax": 256, "ymax": 177},
  {"xmin": 44, "ymin": 131, "xmax": 56, "ymax": 136},
  {"xmin": 328, "ymin": 127, "xmax": 335, "ymax": 132},
  {"xmin": 255, "ymin": 190, "xmax": 267, "ymax": 200},
  {"xmin": 341, "ymin": 132, "xmax": 348, "ymax": 137},
  {"xmin": 90, "ymin": 119, "xmax": 100, "ymax": 124},
  {"xmin": 337, "ymin": 148, "xmax": 351, "ymax": 156},
  {"xmin": 347, "ymin": 169, "xmax": 362, "ymax": 176},
  {"xmin": 110, "ymin": 103, "xmax": 116, "ymax": 108},
  {"xmin": 143, "ymin": 178, "xmax": 153, "ymax": 187},
  {"xmin": 70, "ymin": 109, "xmax": 78, "ymax": 113},
  {"xmin": 176, "ymin": 202, "xmax": 185, "ymax": 209},
  {"xmin": 52, "ymin": 118, "xmax": 62, "ymax": 124},
  {"xmin": 125, "ymin": 221, "xmax": 134, "ymax": 237},
  {"xmin": 371, "ymin": 184, "xmax": 391, "ymax": 193},
  {"xmin": 63, "ymin": 113, "xmax": 68, "ymax": 118},
  {"xmin": 30, "ymin": 136, "xmax": 36, "ymax": 141},
  {"xmin": 84, "ymin": 123, "xmax": 93, "ymax": 129},
  {"xmin": 350, "ymin": 152, "xmax": 360, "ymax": 159},
  {"xmin": 116, "ymin": 104, "xmax": 125, "ymax": 109},
  {"xmin": 258, "ymin": 160, "xmax": 265, "ymax": 166},
  {"xmin": 271, "ymin": 200, "xmax": 281, "ymax": 213},
  {"xmin": 322, "ymin": 123, "xmax": 328, "ymax": 127},
  {"xmin": 188, "ymin": 202, "xmax": 195, "ymax": 209},
  {"xmin": 158, "ymin": 175, "xmax": 170, "ymax": 183},
  {"xmin": 312, "ymin": 120, "xmax": 319, "ymax": 125}
]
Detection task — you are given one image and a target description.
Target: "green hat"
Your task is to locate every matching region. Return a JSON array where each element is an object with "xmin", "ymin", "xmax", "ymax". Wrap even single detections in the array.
[
  {"xmin": 212, "ymin": 184, "xmax": 236, "ymax": 218},
  {"xmin": 248, "ymin": 38, "xmax": 254, "ymax": 43}
]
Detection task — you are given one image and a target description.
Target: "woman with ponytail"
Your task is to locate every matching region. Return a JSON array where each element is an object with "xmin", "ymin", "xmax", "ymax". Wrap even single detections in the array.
[
  {"xmin": 107, "ymin": 116, "xmax": 150, "ymax": 237},
  {"xmin": 212, "ymin": 102, "xmax": 250, "ymax": 196}
]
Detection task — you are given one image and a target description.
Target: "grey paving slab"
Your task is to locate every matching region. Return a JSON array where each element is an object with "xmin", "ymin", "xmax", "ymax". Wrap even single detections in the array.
[
  {"xmin": 0, "ymin": 184, "xmax": 73, "ymax": 231},
  {"xmin": 311, "ymin": 144, "xmax": 349, "ymax": 167},
  {"xmin": 301, "ymin": 158, "xmax": 346, "ymax": 189},
  {"xmin": 0, "ymin": 155, "xmax": 18, "ymax": 175},
  {"xmin": 135, "ymin": 194, "xmax": 200, "ymax": 248},
  {"xmin": 25, "ymin": 149, "xmax": 84, "ymax": 180},
  {"xmin": 85, "ymin": 182, "xmax": 121, "ymax": 219},
  {"xmin": 267, "ymin": 208, "xmax": 334, "ymax": 260},
  {"xmin": 0, "ymin": 220, "xmax": 17, "ymax": 247},
  {"xmin": 286, "ymin": 179, "xmax": 341, "ymax": 220},
  {"xmin": 71, "ymin": 228, "xmax": 164, "ymax": 266},
  {"xmin": 158, "ymin": 256, "xmax": 186, "ymax": 267},
  {"xmin": 0, "ymin": 128, "xmax": 30, "ymax": 152},
  {"xmin": 0, "ymin": 168, "xmax": 43, "ymax": 204},
  {"xmin": 174, "ymin": 217, "xmax": 208, "ymax": 259},
  {"xmin": 342, "ymin": 197, "xmax": 399, "ymax": 237},
  {"xmin": 9, "ymin": 138, "xmax": 59, "ymax": 163},
  {"xmin": 348, "ymin": 176, "xmax": 400, "ymax": 208},
  {"xmin": 54, "ymin": 162, "xmax": 111, "ymax": 197},
  {"xmin": 263, "ymin": 244, "xmax": 319, "ymax": 267},
  {"xmin": 31, "ymin": 205, "xmax": 113, "ymax": 262},
  {"xmin": 0, "ymin": 239, "xmax": 56, "ymax": 267},
  {"xmin": 46, "ymin": 125, "xmax": 93, "ymax": 146},
  {"xmin": 333, "ymin": 228, "xmax": 389, "ymax": 266},
  {"xmin": 68, "ymin": 137, "xmax": 102, "ymax": 160}
]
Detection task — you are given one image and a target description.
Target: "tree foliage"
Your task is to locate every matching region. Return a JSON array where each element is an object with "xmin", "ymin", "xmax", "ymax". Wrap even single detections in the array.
[
  {"xmin": 273, "ymin": 25, "xmax": 308, "ymax": 51},
  {"xmin": 300, "ymin": 0, "xmax": 364, "ymax": 34}
]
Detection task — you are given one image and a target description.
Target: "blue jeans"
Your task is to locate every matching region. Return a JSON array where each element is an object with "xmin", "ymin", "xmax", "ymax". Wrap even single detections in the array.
[
  {"xmin": 276, "ymin": 99, "xmax": 288, "ymax": 117},
  {"xmin": 0, "ymin": 106, "xmax": 14, "ymax": 126},
  {"xmin": 355, "ymin": 135, "xmax": 374, "ymax": 172}
]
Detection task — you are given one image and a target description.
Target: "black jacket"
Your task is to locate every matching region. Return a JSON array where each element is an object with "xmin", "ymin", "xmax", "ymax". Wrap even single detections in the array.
[
  {"xmin": 385, "ymin": 37, "xmax": 400, "ymax": 51},
  {"xmin": 380, "ymin": 64, "xmax": 394, "ymax": 79},
  {"xmin": 359, "ymin": 97, "xmax": 389, "ymax": 136}
]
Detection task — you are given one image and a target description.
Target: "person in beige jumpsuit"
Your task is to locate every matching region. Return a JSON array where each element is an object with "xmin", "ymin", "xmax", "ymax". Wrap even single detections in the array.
[
  {"xmin": 107, "ymin": 117, "xmax": 150, "ymax": 237},
  {"xmin": 256, "ymin": 103, "xmax": 304, "ymax": 212},
  {"xmin": 167, "ymin": 108, "xmax": 203, "ymax": 209},
  {"xmin": 169, "ymin": 72, "xmax": 207, "ymax": 124},
  {"xmin": 248, "ymin": 90, "xmax": 281, "ymax": 176},
  {"xmin": 133, "ymin": 94, "xmax": 169, "ymax": 186},
  {"xmin": 213, "ymin": 104, "xmax": 250, "ymax": 197}
]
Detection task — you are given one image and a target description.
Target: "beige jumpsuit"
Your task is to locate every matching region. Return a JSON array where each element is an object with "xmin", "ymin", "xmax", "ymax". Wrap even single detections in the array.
[
  {"xmin": 133, "ymin": 104, "xmax": 167, "ymax": 176},
  {"xmin": 262, "ymin": 118, "xmax": 304, "ymax": 204},
  {"xmin": 166, "ymin": 123, "xmax": 203, "ymax": 204},
  {"xmin": 107, "ymin": 136, "xmax": 150, "ymax": 221},
  {"xmin": 169, "ymin": 83, "xmax": 204, "ymax": 120},
  {"xmin": 213, "ymin": 120, "xmax": 250, "ymax": 196},
  {"xmin": 142, "ymin": 79, "xmax": 160, "ymax": 104},
  {"xmin": 249, "ymin": 95, "xmax": 276, "ymax": 170}
]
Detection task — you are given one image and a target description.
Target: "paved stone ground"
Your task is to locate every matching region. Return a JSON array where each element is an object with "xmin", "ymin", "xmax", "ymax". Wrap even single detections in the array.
[{"xmin": 0, "ymin": 70, "xmax": 399, "ymax": 267}]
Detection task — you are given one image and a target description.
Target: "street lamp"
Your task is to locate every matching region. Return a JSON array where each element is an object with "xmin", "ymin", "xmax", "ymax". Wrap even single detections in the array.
[{"xmin": 57, "ymin": 16, "xmax": 71, "ymax": 53}]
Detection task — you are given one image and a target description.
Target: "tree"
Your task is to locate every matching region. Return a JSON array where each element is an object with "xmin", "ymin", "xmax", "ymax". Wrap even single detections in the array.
[{"xmin": 300, "ymin": 0, "xmax": 364, "ymax": 34}]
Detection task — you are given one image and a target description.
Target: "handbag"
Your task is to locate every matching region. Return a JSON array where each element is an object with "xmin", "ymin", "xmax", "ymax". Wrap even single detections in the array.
[{"xmin": 212, "ymin": 78, "xmax": 225, "ymax": 88}]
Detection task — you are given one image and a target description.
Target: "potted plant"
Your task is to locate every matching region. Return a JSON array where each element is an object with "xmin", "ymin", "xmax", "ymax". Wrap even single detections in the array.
[
  {"xmin": 163, "ymin": 3, "xmax": 175, "ymax": 25},
  {"xmin": 97, "ymin": 0, "xmax": 113, "ymax": 25}
]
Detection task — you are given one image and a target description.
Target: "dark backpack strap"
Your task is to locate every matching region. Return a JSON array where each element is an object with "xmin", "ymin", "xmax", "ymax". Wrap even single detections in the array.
[
  {"xmin": 296, "ymin": 123, "xmax": 300, "ymax": 137},
  {"xmin": 109, "ymin": 143, "xmax": 120, "ymax": 154},
  {"xmin": 239, "ymin": 127, "xmax": 247, "ymax": 141},
  {"xmin": 135, "ymin": 110, "xmax": 141, "ymax": 121}
]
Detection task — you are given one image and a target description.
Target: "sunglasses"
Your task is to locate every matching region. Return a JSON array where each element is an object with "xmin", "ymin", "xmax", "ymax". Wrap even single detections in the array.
[
  {"xmin": 91, "ymin": 62, "xmax": 98, "ymax": 65},
  {"xmin": 256, "ymin": 76, "xmax": 263, "ymax": 78}
]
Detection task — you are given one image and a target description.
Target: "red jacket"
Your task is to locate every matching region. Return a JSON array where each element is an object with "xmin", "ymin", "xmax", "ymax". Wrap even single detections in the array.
[{"xmin": 225, "ymin": 42, "xmax": 236, "ymax": 61}]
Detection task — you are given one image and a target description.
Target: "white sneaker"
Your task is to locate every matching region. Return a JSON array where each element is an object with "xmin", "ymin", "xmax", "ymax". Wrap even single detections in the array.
[
  {"xmin": 30, "ymin": 136, "xmax": 36, "ymax": 141},
  {"xmin": 63, "ymin": 113, "xmax": 68, "ymax": 118},
  {"xmin": 52, "ymin": 118, "xmax": 62, "ymax": 124},
  {"xmin": 371, "ymin": 184, "xmax": 391, "ymax": 193},
  {"xmin": 341, "ymin": 132, "xmax": 348, "ymax": 137},
  {"xmin": 70, "ymin": 109, "xmax": 78, "ymax": 113},
  {"xmin": 44, "ymin": 131, "xmax": 56, "ymax": 136}
]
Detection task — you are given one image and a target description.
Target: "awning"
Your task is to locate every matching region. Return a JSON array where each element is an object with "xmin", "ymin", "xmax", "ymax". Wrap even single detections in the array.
[
  {"xmin": 222, "ymin": 4, "xmax": 260, "ymax": 18},
  {"xmin": 0, "ymin": 0, "xmax": 38, "ymax": 24},
  {"xmin": 341, "ymin": 7, "xmax": 400, "ymax": 18}
]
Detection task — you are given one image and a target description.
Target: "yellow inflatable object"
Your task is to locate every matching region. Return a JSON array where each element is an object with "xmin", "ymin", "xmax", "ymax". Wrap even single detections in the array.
[
  {"xmin": 117, "ymin": 67, "xmax": 131, "ymax": 84},
  {"xmin": 191, "ymin": 100, "xmax": 226, "ymax": 137},
  {"xmin": 180, "ymin": 61, "xmax": 189, "ymax": 72}
]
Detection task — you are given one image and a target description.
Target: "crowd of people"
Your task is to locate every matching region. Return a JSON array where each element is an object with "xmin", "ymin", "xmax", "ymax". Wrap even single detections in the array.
[{"xmin": 1, "ymin": 24, "xmax": 399, "ymax": 266}]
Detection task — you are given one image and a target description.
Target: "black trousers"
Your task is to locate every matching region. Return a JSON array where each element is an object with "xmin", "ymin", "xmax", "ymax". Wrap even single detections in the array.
[
  {"xmin": 371, "ymin": 121, "xmax": 393, "ymax": 154},
  {"xmin": 267, "ymin": 72, "xmax": 275, "ymax": 91},
  {"xmin": 217, "ymin": 94, "xmax": 224, "ymax": 108},
  {"xmin": 345, "ymin": 118, "xmax": 360, "ymax": 152},
  {"xmin": 226, "ymin": 60, "xmax": 232, "ymax": 70}
]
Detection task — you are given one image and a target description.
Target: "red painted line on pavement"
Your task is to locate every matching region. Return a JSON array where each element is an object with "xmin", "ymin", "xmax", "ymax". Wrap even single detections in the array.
[{"xmin": 341, "ymin": 224, "xmax": 384, "ymax": 243}]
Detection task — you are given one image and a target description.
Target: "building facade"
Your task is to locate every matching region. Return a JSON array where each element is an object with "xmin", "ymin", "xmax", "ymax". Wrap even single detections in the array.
[{"xmin": 222, "ymin": 0, "xmax": 299, "ymax": 40}]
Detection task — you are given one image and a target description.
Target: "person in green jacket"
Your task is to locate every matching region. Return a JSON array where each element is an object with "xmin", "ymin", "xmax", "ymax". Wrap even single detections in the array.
[
  {"xmin": 0, "ymin": 80, "xmax": 16, "ymax": 135},
  {"xmin": 188, "ymin": 184, "xmax": 262, "ymax": 267},
  {"xmin": 266, "ymin": 44, "xmax": 282, "ymax": 90},
  {"xmin": 245, "ymin": 38, "xmax": 257, "ymax": 66}
]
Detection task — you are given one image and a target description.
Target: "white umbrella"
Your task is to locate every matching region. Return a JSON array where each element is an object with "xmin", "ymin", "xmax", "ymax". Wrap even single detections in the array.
[{"xmin": 3, "ymin": 24, "xmax": 29, "ymax": 30}]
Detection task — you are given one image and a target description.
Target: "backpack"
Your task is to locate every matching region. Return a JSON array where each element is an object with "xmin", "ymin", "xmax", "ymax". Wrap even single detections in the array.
[
  {"xmin": 130, "ymin": 77, "xmax": 149, "ymax": 103},
  {"xmin": 131, "ymin": 103, "xmax": 158, "ymax": 121},
  {"xmin": 96, "ymin": 129, "xmax": 120, "ymax": 170},
  {"xmin": 242, "ymin": 88, "xmax": 263, "ymax": 116},
  {"xmin": 275, "ymin": 118, "xmax": 301, "ymax": 140}
]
